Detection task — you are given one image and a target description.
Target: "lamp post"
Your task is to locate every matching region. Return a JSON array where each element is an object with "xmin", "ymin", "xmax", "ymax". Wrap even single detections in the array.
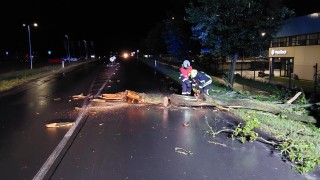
[
  {"xmin": 83, "ymin": 40, "xmax": 88, "ymax": 60},
  {"xmin": 65, "ymin": 35, "xmax": 70, "ymax": 60},
  {"xmin": 23, "ymin": 23, "xmax": 38, "ymax": 69}
]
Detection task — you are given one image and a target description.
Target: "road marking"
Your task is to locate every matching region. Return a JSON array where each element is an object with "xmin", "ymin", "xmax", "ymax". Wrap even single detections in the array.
[
  {"xmin": 94, "ymin": 63, "xmax": 119, "ymax": 98},
  {"xmin": 33, "ymin": 105, "xmax": 88, "ymax": 180},
  {"xmin": 33, "ymin": 62, "xmax": 119, "ymax": 180}
]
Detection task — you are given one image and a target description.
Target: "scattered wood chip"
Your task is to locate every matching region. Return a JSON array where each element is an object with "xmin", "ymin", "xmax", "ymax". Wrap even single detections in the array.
[
  {"xmin": 182, "ymin": 122, "xmax": 190, "ymax": 127},
  {"xmin": 46, "ymin": 122, "xmax": 74, "ymax": 128},
  {"xmin": 72, "ymin": 93, "xmax": 86, "ymax": 100}
]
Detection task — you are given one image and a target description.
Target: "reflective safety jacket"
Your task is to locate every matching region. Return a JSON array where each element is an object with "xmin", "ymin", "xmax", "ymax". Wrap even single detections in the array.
[
  {"xmin": 192, "ymin": 71, "xmax": 212, "ymax": 88},
  {"xmin": 179, "ymin": 66, "xmax": 192, "ymax": 82}
]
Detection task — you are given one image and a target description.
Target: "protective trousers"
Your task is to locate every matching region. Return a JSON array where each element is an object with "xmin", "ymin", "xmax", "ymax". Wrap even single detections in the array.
[
  {"xmin": 182, "ymin": 80, "xmax": 192, "ymax": 95},
  {"xmin": 198, "ymin": 77, "xmax": 212, "ymax": 95}
]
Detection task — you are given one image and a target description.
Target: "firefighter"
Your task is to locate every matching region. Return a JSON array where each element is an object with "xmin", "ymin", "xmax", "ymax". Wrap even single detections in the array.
[
  {"xmin": 179, "ymin": 60, "xmax": 193, "ymax": 95},
  {"xmin": 190, "ymin": 69, "xmax": 212, "ymax": 96}
]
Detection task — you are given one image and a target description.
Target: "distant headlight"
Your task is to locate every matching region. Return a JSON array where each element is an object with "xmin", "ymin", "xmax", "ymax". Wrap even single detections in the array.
[{"xmin": 123, "ymin": 53, "xmax": 129, "ymax": 58}]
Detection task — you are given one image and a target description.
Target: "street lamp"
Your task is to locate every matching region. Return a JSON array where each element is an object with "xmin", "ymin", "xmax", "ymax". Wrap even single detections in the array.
[
  {"xmin": 65, "ymin": 35, "xmax": 70, "ymax": 60},
  {"xmin": 83, "ymin": 40, "xmax": 88, "ymax": 60},
  {"xmin": 23, "ymin": 23, "xmax": 38, "ymax": 69}
]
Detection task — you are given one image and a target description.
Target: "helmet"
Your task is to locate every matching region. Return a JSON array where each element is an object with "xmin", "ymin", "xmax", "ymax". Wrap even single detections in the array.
[
  {"xmin": 190, "ymin": 69, "xmax": 198, "ymax": 78},
  {"xmin": 183, "ymin": 60, "xmax": 190, "ymax": 68}
]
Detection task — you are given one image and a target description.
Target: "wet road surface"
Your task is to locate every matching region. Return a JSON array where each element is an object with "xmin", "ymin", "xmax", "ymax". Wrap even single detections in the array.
[
  {"xmin": 50, "ymin": 104, "xmax": 310, "ymax": 180},
  {"xmin": 0, "ymin": 60, "xmax": 103, "ymax": 179},
  {"xmin": 37, "ymin": 58, "xmax": 317, "ymax": 180}
]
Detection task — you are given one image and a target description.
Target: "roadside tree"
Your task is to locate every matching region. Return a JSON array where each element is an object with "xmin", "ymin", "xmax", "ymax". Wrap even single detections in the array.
[{"xmin": 185, "ymin": 0, "xmax": 294, "ymax": 87}]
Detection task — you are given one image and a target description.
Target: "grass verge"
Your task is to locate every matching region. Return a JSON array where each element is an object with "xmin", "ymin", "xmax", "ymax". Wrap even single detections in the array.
[{"xmin": 140, "ymin": 58, "xmax": 320, "ymax": 174}]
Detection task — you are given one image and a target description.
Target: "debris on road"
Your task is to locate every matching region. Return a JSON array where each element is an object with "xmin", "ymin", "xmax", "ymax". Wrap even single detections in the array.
[
  {"xmin": 207, "ymin": 140, "xmax": 227, "ymax": 147},
  {"xmin": 72, "ymin": 93, "xmax": 86, "ymax": 100},
  {"xmin": 175, "ymin": 147, "xmax": 193, "ymax": 156},
  {"xmin": 45, "ymin": 122, "xmax": 74, "ymax": 128},
  {"xmin": 92, "ymin": 90, "xmax": 145, "ymax": 103},
  {"xmin": 182, "ymin": 122, "xmax": 190, "ymax": 127}
]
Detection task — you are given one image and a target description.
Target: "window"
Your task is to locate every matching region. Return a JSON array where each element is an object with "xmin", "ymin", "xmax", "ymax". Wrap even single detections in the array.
[
  {"xmin": 308, "ymin": 33, "xmax": 319, "ymax": 45},
  {"xmin": 297, "ymin": 35, "xmax": 306, "ymax": 46},
  {"xmin": 272, "ymin": 33, "xmax": 320, "ymax": 47}
]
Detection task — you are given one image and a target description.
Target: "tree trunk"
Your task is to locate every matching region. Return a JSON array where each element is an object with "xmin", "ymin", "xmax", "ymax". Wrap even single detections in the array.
[
  {"xmin": 228, "ymin": 52, "xmax": 239, "ymax": 87},
  {"xmin": 169, "ymin": 94, "xmax": 317, "ymax": 124}
]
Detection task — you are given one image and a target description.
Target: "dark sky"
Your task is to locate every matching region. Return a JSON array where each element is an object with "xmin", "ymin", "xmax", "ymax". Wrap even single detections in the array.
[
  {"xmin": 1, "ymin": 0, "xmax": 189, "ymax": 58},
  {"xmin": 1, "ymin": 0, "xmax": 319, "ymax": 58}
]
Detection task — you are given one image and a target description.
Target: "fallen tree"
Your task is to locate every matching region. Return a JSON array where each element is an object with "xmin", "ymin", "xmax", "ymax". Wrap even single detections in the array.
[
  {"xmin": 88, "ymin": 90, "xmax": 317, "ymax": 124},
  {"xmin": 169, "ymin": 94, "xmax": 317, "ymax": 124}
]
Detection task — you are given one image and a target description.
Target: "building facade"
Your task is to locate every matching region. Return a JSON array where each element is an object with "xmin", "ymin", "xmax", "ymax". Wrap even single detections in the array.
[{"xmin": 269, "ymin": 13, "xmax": 320, "ymax": 81}]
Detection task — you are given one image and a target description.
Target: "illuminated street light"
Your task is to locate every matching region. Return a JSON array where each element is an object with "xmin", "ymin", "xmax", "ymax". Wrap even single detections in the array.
[
  {"xmin": 23, "ymin": 23, "xmax": 38, "ymax": 69},
  {"xmin": 65, "ymin": 35, "xmax": 70, "ymax": 60}
]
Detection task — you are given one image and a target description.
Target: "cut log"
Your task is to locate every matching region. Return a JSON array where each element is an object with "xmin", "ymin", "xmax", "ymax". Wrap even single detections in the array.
[
  {"xmin": 90, "ymin": 98, "xmax": 106, "ymax": 102},
  {"xmin": 101, "ymin": 92, "xmax": 126, "ymax": 101},
  {"xmin": 46, "ymin": 122, "xmax": 74, "ymax": 128},
  {"xmin": 125, "ymin": 90, "xmax": 144, "ymax": 103}
]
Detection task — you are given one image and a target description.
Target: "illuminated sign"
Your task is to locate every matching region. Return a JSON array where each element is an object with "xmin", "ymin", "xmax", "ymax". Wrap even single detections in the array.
[{"xmin": 271, "ymin": 49, "xmax": 287, "ymax": 55}]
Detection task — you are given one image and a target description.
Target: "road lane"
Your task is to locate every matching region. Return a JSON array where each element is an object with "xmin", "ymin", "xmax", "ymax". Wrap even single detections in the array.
[
  {"xmin": 0, "ymin": 60, "xmax": 103, "ymax": 180},
  {"xmin": 43, "ymin": 58, "xmax": 316, "ymax": 180},
  {"xmin": 50, "ymin": 104, "xmax": 306, "ymax": 180}
]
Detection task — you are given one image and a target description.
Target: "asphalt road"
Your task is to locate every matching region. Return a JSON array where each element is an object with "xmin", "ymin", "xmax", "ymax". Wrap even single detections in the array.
[
  {"xmin": 0, "ymin": 60, "xmax": 104, "ymax": 180},
  {"xmin": 0, "ymin": 58, "xmax": 318, "ymax": 180},
  {"xmin": 39, "ymin": 58, "xmax": 317, "ymax": 180}
]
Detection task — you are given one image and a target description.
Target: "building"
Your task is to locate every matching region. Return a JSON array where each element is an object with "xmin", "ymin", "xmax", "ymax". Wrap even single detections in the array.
[{"xmin": 269, "ymin": 13, "xmax": 320, "ymax": 81}]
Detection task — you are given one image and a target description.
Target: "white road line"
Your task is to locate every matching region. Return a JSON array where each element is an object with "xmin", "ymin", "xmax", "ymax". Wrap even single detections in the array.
[
  {"xmin": 33, "ymin": 63, "xmax": 119, "ymax": 180},
  {"xmin": 33, "ymin": 106, "xmax": 88, "ymax": 180},
  {"xmin": 94, "ymin": 64, "xmax": 119, "ymax": 98}
]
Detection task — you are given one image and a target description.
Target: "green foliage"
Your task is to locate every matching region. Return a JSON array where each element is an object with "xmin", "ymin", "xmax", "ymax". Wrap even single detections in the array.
[
  {"xmin": 296, "ymin": 93, "xmax": 308, "ymax": 105},
  {"xmin": 232, "ymin": 113, "xmax": 259, "ymax": 143},
  {"xmin": 142, "ymin": 59, "xmax": 320, "ymax": 174},
  {"xmin": 185, "ymin": 0, "xmax": 294, "ymax": 86},
  {"xmin": 185, "ymin": 0, "xmax": 294, "ymax": 57},
  {"xmin": 277, "ymin": 139, "xmax": 320, "ymax": 174},
  {"xmin": 232, "ymin": 109, "xmax": 320, "ymax": 174}
]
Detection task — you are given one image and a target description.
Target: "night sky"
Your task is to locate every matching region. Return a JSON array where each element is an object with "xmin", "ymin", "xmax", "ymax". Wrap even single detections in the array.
[{"xmin": 1, "ymin": 0, "xmax": 319, "ymax": 59}]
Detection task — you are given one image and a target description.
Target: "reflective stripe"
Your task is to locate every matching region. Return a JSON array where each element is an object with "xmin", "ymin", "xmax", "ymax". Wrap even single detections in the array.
[{"xmin": 203, "ymin": 78, "xmax": 212, "ymax": 87}]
